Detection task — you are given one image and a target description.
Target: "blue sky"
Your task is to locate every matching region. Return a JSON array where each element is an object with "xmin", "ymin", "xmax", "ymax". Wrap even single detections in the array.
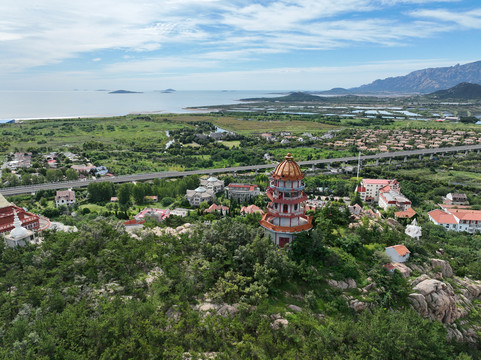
[{"xmin": 1, "ymin": 0, "xmax": 481, "ymax": 90}]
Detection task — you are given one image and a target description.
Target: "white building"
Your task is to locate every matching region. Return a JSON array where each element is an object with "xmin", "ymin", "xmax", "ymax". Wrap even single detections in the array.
[
  {"xmin": 225, "ymin": 184, "xmax": 261, "ymax": 202},
  {"xmin": 428, "ymin": 208, "xmax": 481, "ymax": 233},
  {"xmin": 378, "ymin": 187, "xmax": 411, "ymax": 211},
  {"xmin": 385, "ymin": 244, "xmax": 410, "ymax": 263},
  {"xmin": 443, "ymin": 193, "xmax": 469, "ymax": 206},
  {"xmin": 55, "ymin": 190, "xmax": 76, "ymax": 207},
  {"xmin": 200, "ymin": 176, "xmax": 224, "ymax": 193},
  {"xmin": 185, "ymin": 187, "xmax": 215, "ymax": 207},
  {"xmin": 170, "ymin": 208, "xmax": 190, "ymax": 217},
  {"xmin": 356, "ymin": 179, "xmax": 400, "ymax": 202}
]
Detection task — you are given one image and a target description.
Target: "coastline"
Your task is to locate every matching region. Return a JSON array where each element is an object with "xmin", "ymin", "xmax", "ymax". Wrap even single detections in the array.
[
  {"xmin": 0, "ymin": 90, "xmax": 281, "ymax": 121},
  {"xmin": 11, "ymin": 109, "xmax": 218, "ymax": 122}
]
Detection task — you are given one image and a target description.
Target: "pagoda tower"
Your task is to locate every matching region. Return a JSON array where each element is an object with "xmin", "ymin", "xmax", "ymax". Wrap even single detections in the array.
[{"xmin": 260, "ymin": 153, "xmax": 313, "ymax": 248}]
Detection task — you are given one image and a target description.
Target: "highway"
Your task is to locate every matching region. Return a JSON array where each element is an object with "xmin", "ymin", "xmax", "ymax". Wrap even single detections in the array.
[{"xmin": 1, "ymin": 143, "xmax": 480, "ymax": 196}]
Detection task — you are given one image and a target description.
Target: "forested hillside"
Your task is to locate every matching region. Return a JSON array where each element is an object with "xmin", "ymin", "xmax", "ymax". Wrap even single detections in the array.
[{"xmin": 1, "ymin": 209, "xmax": 479, "ymax": 358}]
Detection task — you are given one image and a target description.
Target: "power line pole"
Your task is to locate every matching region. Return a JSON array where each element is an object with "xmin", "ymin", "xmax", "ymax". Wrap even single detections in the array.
[{"xmin": 356, "ymin": 151, "xmax": 361, "ymax": 181}]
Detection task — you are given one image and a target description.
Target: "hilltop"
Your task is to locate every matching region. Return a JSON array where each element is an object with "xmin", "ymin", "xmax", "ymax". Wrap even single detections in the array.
[
  {"xmin": 427, "ymin": 82, "xmax": 481, "ymax": 100},
  {"xmin": 241, "ymin": 91, "xmax": 328, "ymax": 102}
]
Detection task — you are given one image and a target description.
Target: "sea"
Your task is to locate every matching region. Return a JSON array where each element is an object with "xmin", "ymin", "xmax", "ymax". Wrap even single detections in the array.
[{"xmin": 0, "ymin": 90, "xmax": 282, "ymax": 120}]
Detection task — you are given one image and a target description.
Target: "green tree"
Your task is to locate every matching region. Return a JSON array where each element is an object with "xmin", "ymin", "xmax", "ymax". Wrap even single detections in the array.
[
  {"xmin": 87, "ymin": 182, "xmax": 114, "ymax": 203},
  {"xmin": 132, "ymin": 183, "xmax": 146, "ymax": 204},
  {"xmin": 117, "ymin": 183, "xmax": 132, "ymax": 206},
  {"xmin": 65, "ymin": 168, "xmax": 78, "ymax": 180}
]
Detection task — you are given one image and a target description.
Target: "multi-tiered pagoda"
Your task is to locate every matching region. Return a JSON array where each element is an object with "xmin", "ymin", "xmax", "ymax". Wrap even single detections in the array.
[{"xmin": 260, "ymin": 153, "xmax": 312, "ymax": 248}]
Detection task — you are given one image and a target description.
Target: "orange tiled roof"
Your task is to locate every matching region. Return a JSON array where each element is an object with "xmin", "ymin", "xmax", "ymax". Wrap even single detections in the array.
[
  {"xmin": 395, "ymin": 207, "xmax": 416, "ymax": 218},
  {"xmin": 388, "ymin": 244, "xmax": 410, "ymax": 256},
  {"xmin": 428, "ymin": 209, "xmax": 458, "ymax": 224},
  {"xmin": 241, "ymin": 204, "xmax": 264, "ymax": 215},
  {"xmin": 448, "ymin": 209, "xmax": 481, "ymax": 221}
]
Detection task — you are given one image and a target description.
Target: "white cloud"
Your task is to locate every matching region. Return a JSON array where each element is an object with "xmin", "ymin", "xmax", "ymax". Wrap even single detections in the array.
[
  {"xmin": 410, "ymin": 8, "xmax": 481, "ymax": 29},
  {"xmin": 0, "ymin": 0, "xmax": 475, "ymax": 90}
]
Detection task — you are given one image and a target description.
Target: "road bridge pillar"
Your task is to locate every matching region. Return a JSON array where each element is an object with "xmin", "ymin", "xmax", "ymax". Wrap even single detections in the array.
[
  {"xmin": 342, "ymin": 162, "xmax": 345, "ymax": 168},
  {"xmin": 255, "ymin": 169, "xmax": 258, "ymax": 175},
  {"xmin": 311, "ymin": 164, "xmax": 315, "ymax": 171},
  {"xmin": 430, "ymin": 153, "xmax": 433, "ymax": 160},
  {"xmin": 418, "ymin": 154, "xmax": 422, "ymax": 160},
  {"xmin": 388, "ymin": 158, "xmax": 392, "ymax": 164},
  {"xmin": 376, "ymin": 159, "xmax": 379, "ymax": 166},
  {"xmin": 404, "ymin": 156, "xmax": 407, "ymax": 162},
  {"xmin": 465, "ymin": 150, "xmax": 469, "ymax": 156},
  {"xmin": 327, "ymin": 163, "xmax": 331, "ymax": 170},
  {"xmin": 477, "ymin": 149, "xmax": 480, "ymax": 154}
]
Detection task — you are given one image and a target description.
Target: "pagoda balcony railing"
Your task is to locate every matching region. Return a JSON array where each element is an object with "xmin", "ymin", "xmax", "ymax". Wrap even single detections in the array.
[
  {"xmin": 259, "ymin": 215, "xmax": 313, "ymax": 234},
  {"xmin": 266, "ymin": 191, "xmax": 307, "ymax": 204},
  {"xmin": 266, "ymin": 207, "xmax": 306, "ymax": 218},
  {"xmin": 269, "ymin": 181, "xmax": 305, "ymax": 191}
]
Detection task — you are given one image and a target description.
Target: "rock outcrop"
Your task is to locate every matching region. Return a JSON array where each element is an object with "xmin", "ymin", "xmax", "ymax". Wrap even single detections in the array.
[
  {"xmin": 392, "ymin": 263, "xmax": 411, "ymax": 278},
  {"xmin": 287, "ymin": 304, "xmax": 302, "ymax": 313},
  {"xmin": 411, "ymin": 279, "xmax": 458, "ymax": 323},
  {"xmin": 193, "ymin": 301, "xmax": 239, "ymax": 318},
  {"xmin": 409, "ymin": 268, "xmax": 481, "ymax": 343},
  {"xmin": 430, "ymin": 259, "xmax": 453, "ymax": 278},
  {"xmin": 327, "ymin": 278, "xmax": 357, "ymax": 290}
]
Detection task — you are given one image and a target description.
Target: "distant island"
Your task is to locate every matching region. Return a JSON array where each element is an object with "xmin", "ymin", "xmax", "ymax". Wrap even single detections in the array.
[
  {"xmin": 108, "ymin": 90, "xmax": 143, "ymax": 94},
  {"xmin": 161, "ymin": 88, "xmax": 176, "ymax": 93}
]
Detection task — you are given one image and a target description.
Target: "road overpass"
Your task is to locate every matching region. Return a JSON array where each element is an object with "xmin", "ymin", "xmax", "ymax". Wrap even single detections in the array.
[{"xmin": 1, "ymin": 144, "xmax": 480, "ymax": 196}]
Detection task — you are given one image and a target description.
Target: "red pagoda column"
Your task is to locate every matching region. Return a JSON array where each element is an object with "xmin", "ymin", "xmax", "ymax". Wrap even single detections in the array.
[{"xmin": 259, "ymin": 153, "xmax": 312, "ymax": 248}]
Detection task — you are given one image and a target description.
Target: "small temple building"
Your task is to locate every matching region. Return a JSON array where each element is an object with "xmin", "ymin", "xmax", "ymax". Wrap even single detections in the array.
[
  {"xmin": 4, "ymin": 210, "xmax": 36, "ymax": 247},
  {"xmin": 0, "ymin": 193, "xmax": 40, "ymax": 235},
  {"xmin": 259, "ymin": 153, "xmax": 312, "ymax": 247}
]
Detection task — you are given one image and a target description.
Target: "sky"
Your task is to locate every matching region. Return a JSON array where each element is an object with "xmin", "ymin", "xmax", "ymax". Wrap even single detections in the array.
[{"xmin": 1, "ymin": 0, "xmax": 481, "ymax": 91}]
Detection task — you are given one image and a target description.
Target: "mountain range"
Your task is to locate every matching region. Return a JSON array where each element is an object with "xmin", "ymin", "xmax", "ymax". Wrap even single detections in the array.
[{"xmin": 320, "ymin": 60, "xmax": 481, "ymax": 94}]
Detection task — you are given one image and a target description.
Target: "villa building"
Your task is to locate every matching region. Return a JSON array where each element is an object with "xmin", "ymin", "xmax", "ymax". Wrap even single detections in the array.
[
  {"xmin": 356, "ymin": 179, "xmax": 400, "ymax": 202},
  {"xmin": 443, "ymin": 193, "xmax": 469, "ymax": 206},
  {"xmin": 225, "ymin": 184, "xmax": 260, "ymax": 202},
  {"xmin": 428, "ymin": 208, "xmax": 481, "ymax": 233},
  {"xmin": 55, "ymin": 189, "xmax": 76, "ymax": 207},
  {"xmin": 135, "ymin": 208, "xmax": 170, "ymax": 222},
  {"xmin": 356, "ymin": 178, "xmax": 411, "ymax": 211},
  {"xmin": 185, "ymin": 187, "xmax": 215, "ymax": 207},
  {"xmin": 204, "ymin": 204, "xmax": 229, "ymax": 215},
  {"xmin": 378, "ymin": 186, "xmax": 411, "ymax": 211},
  {"xmin": 240, "ymin": 204, "xmax": 264, "ymax": 215},
  {"xmin": 259, "ymin": 153, "xmax": 312, "ymax": 248},
  {"xmin": 200, "ymin": 176, "xmax": 225, "ymax": 193}
]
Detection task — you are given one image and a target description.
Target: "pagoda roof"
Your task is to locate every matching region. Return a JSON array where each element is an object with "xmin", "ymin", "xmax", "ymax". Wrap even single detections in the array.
[{"xmin": 271, "ymin": 153, "xmax": 304, "ymax": 181}]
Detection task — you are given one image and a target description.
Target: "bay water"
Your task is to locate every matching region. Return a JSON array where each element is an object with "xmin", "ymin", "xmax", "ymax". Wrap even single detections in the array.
[{"xmin": 0, "ymin": 90, "xmax": 281, "ymax": 120}]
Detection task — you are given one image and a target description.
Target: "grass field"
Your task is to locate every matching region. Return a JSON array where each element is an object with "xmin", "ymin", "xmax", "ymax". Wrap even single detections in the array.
[
  {"xmin": 212, "ymin": 116, "xmax": 339, "ymax": 134},
  {"xmin": 4, "ymin": 113, "xmax": 341, "ymax": 153},
  {"xmin": 218, "ymin": 140, "xmax": 241, "ymax": 148},
  {"xmin": 396, "ymin": 167, "xmax": 481, "ymax": 189}
]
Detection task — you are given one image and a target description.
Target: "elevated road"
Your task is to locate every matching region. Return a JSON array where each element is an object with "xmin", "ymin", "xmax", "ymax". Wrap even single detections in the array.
[{"xmin": 1, "ymin": 144, "xmax": 480, "ymax": 196}]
